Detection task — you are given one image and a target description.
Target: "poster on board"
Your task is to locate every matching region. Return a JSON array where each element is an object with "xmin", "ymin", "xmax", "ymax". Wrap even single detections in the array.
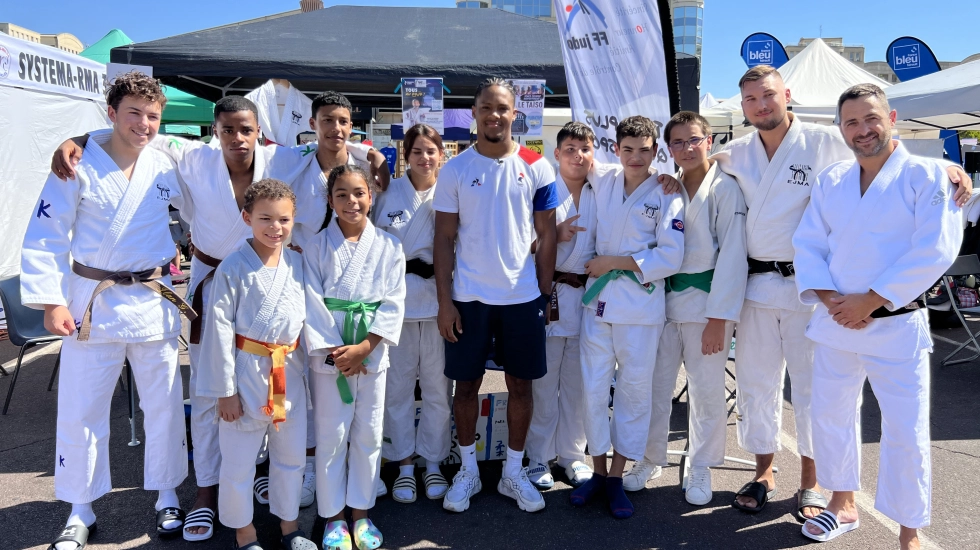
[{"xmin": 401, "ymin": 77, "xmax": 444, "ymax": 135}]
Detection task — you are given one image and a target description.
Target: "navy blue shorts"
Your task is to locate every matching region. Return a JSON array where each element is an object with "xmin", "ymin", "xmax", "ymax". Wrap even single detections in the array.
[{"xmin": 444, "ymin": 297, "xmax": 548, "ymax": 382}]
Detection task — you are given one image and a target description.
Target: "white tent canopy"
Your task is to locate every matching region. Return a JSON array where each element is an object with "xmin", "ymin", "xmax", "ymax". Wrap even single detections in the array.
[
  {"xmin": 699, "ymin": 93, "xmax": 721, "ymax": 110},
  {"xmin": 887, "ymin": 59, "xmax": 980, "ymax": 131},
  {"xmin": 703, "ymin": 38, "xmax": 891, "ymax": 138}
]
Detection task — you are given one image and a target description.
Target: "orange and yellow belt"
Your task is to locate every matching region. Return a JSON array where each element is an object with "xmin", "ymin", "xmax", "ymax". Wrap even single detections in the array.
[{"xmin": 235, "ymin": 334, "xmax": 299, "ymax": 429}]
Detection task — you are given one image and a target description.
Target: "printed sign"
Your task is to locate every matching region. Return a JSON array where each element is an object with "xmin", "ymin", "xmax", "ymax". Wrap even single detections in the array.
[
  {"xmin": 401, "ymin": 77, "xmax": 444, "ymax": 135},
  {"xmin": 506, "ymin": 79, "xmax": 546, "ymax": 136},
  {"xmin": 0, "ymin": 34, "xmax": 107, "ymax": 102}
]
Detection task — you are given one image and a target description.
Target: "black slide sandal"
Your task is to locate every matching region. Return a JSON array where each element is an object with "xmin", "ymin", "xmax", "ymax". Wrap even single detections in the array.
[
  {"xmin": 48, "ymin": 523, "xmax": 96, "ymax": 550},
  {"xmin": 157, "ymin": 507, "xmax": 186, "ymax": 537},
  {"xmin": 796, "ymin": 488, "xmax": 829, "ymax": 523},
  {"xmin": 732, "ymin": 481, "xmax": 776, "ymax": 513}
]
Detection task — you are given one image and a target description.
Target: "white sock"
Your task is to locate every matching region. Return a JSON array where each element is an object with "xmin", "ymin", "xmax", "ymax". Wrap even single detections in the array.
[
  {"xmin": 155, "ymin": 489, "xmax": 181, "ymax": 530},
  {"xmin": 425, "ymin": 459, "xmax": 441, "ymax": 475},
  {"xmin": 56, "ymin": 503, "xmax": 96, "ymax": 550},
  {"xmin": 399, "ymin": 464, "xmax": 415, "ymax": 478},
  {"xmin": 504, "ymin": 447, "xmax": 524, "ymax": 479},
  {"xmin": 460, "ymin": 443, "xmax": 477, "ymax": 473}
]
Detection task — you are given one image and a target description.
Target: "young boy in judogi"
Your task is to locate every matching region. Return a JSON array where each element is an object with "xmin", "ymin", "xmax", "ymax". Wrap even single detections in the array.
[
  {"xmin": 373, "ymin": 124, "xmax": 453, "ymax": 503},
  {"xmin": 197, "ymin": 179, "xmax": 316, "ymax": 550},
  {"xmin": 22, "ymin": 72, "xmax": 193, "ymax": 550},
  {"xmin": 794, "ymin": 85, "xmax": 961, "ymax": 549},
  {"xmin": 525, "ymin": 122, "xmax": 598, "ymax": 490},
  {"xmin": 624, "ymin": 112, "xmax": 747, "ymax": 505},
  {"xmin": 303, "ymin": 165, "xmax": 406, "ymax": 550},
  {"xmin": 571, "ymin": 116, "xmax": 685, "ymax": 519}
]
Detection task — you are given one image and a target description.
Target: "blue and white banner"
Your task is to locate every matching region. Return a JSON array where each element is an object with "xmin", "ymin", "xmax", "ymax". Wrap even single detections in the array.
[
  {"xmin": 739, "ymin": 32, "xmax": 789, "ymax": 69},
  {"xmin": 553, "ymin": 0, "xmax": 673, "ymax": 168},
  {"xmin": 0, "ymin": 33, "xmax": 107, "ymax": 102}
]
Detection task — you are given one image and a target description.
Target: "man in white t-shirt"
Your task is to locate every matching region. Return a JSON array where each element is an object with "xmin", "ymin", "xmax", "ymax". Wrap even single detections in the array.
[{"xmin": 432, "ymin": 78, "xmax": 558, "ymax": 514}]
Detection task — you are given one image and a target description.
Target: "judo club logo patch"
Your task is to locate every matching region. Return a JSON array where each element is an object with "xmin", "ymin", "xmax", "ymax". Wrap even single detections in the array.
[
  {"xmin": 788, "ymin": 164, "xmax": 812, "ymax": 186},
  {"xmin": 596, "ymin": 301, "xmax": 605, "ymax": 317},
  {"xmin": 386, "ymin": 210, "xmax": 405, "ymax": 226},
  {"xmin": 671, "ymin": 219, "xmax": 684, "ymax": 232},
  {"xmin": 641, "ymin": 203, "xmax": 660, "ymax": 219}
]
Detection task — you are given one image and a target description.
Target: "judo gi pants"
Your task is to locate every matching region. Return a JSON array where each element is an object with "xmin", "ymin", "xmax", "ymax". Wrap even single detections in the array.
[
  {"xmin": 733, "ymin": 303, "xmax": 814, "ymax": 458},
  {"xmin": 188, "ymin": 280, "xmax": 221, "ymax": 487},
  {"xmin": 646, "ymin": 321, "xmax": 734, "ymax": 467},
  {"xmin": 580, "ymin": 316, "xmax": 661, "ymax": 460},
  {"xmin": 382, "ymin": 320, "xmax": 451, "ymax": 463},
  {"xmin": 526, "ymin": 335, "xmax": 588, "ymax": 465},
  {"xmin": 55, "ymin": 337, "xmax": 186, "ymax": 504},
  {"xmin": 812, "ymin": 344, "xmax": 932, "ymax": 528},
  {"xmin": 312, "ymin": 369, "xmax": 386, "ymax": 517},
  {"xmin": 218, "ymin": 415, "xmax": 307, "ymax": 528}
]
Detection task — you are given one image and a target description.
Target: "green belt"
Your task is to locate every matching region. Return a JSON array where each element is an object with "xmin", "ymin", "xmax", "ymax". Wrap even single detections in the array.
[
  {"xmin": 581, "ymin": 269, "xmax": 654, "ymax": 306},
  {"xmin": 665, "ymin": 269, "xmax": 714, "ymax": 294},
  {"xmin": 324, "ymin": 297, "xmax": 382, "ymax": 404}
]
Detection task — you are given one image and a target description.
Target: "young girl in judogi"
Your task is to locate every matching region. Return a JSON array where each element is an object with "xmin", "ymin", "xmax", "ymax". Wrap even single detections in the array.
[
  {"xmin": 304, "ymin": 165, "xmax": 406, "ymax": 550},
  {"xmin": 198, "ymin": 179, "xmax": 316, "ymax": 550},
  {"xmin": 372, "ymin": 124, "xmax": 453, "ymax": 503}
]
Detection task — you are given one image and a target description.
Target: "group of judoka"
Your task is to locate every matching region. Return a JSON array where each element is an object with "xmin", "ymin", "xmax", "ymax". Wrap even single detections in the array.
[{"xmin": 20, "ymin": 65, "xmax": 973, "ymax": 550}]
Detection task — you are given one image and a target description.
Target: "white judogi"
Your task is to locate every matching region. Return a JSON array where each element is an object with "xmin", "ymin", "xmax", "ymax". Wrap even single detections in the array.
[
  {"xmin": 246, "ymin": 79, "xmax": 314, "ymax": 147},
  {"xmin": 303, "ymin": 219, "xmax": 406, "ymax": 517},
  {"xmin": 20, "ymin": 133, "xmax": 187, "ymax": 504},
  {"xmin": 646, "ymin": 163, "xmax": 747, "ymax": 468},
  {"xmin": 793, "ymin": 143, "xmax": 961, "ymax": 528},
  {"xmin": 141, "ymin": 131, "xmax": 314, "ymax": 487},
  {"xmin": 197, "ymin": 242, "xmax": 308, "ymax": 528},
  {"xmin": 373, "ymin": 175, "xmax": 451, "ymax": 463},
  {"xmin": 525, "ymin": 173, "xmax": 597, "ymax": 465},
  {"xmin": 580, "ymin": 166, "xmax": 685, "ymax": 460},
  {"xmin": 291, "ymin": 151, "xmax": 373, "ymax": 251},
  {"xmin": 712, "ymin": 114, "xmax": 852, "ymax": 458}
]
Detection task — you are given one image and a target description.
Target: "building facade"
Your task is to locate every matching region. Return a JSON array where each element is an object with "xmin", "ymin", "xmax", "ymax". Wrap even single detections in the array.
[
  {"xmin": 671, "ymin": 0, "xmax": 703, "ymax": 60},
  {"xmin": 0, "ymin": 23, "xmax": 83, "ymax": 54}
]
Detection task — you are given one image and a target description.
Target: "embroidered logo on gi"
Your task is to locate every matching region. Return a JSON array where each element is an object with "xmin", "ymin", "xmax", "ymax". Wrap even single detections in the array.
[
  {"xmin": 291, "ymin": 110, "xmax": 302, "ymax": 124},
  {"xmin": 596, "ymin": 300, "xmax": 606, "ymax": 317},
  {"xmin": 59, "ymin": 455, "xmax": 65, "ymax": 467},
  {"xmin": 167, "ymin": 137, "xmax": 183, "ymax": 150},
  {"xmin": 300, "ymin": 145, "xmax": 315, "ymax": 156},
  {"xmin": 36, "ymin": 200, "xmax": 52, "ymax": 219},
  {"xmin": 671, "ymin": 219, "xmax": 684, "ymax": 232},
  {"xmin": 156, "ymin": 184, "xmax": 171, "ymax": 201},
  {"xmin": 788, "ymin": 164, "xmax": 812, "ymax": 186},
  {"xmin": 387, "ymin": 210, "xmax": 405, "ymax": 226},
  {"xmin": 471, "ymin": 178, "xmax": 482, "ymax": 187},
  {"xmin": 641, "ymin": 203, "xmax": 660, "ymax": 219},
  {"xmin": 932, "ymin": 189, "xmax": 947, "ymax": 206}
]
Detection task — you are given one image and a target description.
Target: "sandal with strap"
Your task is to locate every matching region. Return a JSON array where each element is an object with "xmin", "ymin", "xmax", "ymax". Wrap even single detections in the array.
[
  {"xmin": 731, "ymin": 481, "xmax": 776, "ymax": 513},
  {"xmin": 802, "ymin": 510, "xmax": 860, "ymax": 542},
  {"xmin": 182, "ymin": 507, "xmax": 215, "ymax": 542},
  {"xmin": 392, "ymin": 473, "xmax": 417, "ymax": 503},
  {"xmin": 352, "ymin": 519, "xmax": 383, "ymax": 550},
  {"xmin": 235, "ymin": 541, "xmax": 264, "ymax": 550},
  {"xmin": 254, "ymin": 476, "xmax": 270, "ymax": 504},
  {"xmin": 48, "ymin": 523, "xmax": 96, "ymax": 550},
  {"xmin": 796, "ymin": 488, "xmax": 829, "ymax": 523},
  {"xmin": 322, "ymin": 520, "xmax": 352, "ymax": 550},
  {"xmin": 280, "ymin": 529, "xmax": 318, "ymax": 550},
  {"xmin": 156, "ymin": 507, "xmax": 185, "ymax": 538},
  {"xmin": 424, "ymin": 471, "xmax": 449, "ymax": 499}
]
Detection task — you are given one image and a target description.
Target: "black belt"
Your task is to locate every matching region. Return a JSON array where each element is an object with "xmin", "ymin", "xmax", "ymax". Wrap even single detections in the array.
[
  {"xmin": 405, "ymin": 258, "xmax": 434, "ymax": 279},
  {"xmin": 553, "ymin": 271, "xmax": 588, "ymax": 288},
  {"xmin": 748, "ymin": 258, "xmax": 795, "ymax": 277},
  {"xmin": 869, "ymin": 298, "xmax": 926, "ymax": 319}
]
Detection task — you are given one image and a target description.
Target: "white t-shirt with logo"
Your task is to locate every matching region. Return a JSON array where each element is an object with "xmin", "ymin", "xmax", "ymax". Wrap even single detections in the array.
[{"xmin": 432, "ymin": 144, "xmax": 558, "ymax": 305}]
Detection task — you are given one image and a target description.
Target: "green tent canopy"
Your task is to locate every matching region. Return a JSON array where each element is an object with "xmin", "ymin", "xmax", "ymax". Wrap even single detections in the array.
[{"xmin": 81, "ymin": 29, "xmax": 214, "ymax": 132}]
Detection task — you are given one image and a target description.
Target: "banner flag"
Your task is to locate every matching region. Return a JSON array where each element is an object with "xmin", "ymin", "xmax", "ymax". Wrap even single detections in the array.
[
  {"xmin": 739, "ymin": 32, "xmax": 789, "ymax": 69},
  {"xmin": 0, "ymin": 34, "xmax": 107, "ymax": 102},
  {"xmin": 886, "ymin": 37, "xmax": 959, "ymax": 163},
  {"xmin": 553, "ymin": 0, "xmax": 674, "ymax": 168},
  {"xmin": 401, "ymin": 77, "xmax": 444, "ymax": 135},
  {"xmin": 505, "ymin": 79, "xmax": 546, "ymax": 136}
]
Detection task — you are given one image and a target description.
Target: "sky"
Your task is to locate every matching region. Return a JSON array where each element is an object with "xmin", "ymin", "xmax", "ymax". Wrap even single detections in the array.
[{"xmin": 6, "ymin": 0, "xmax": 980, "ymax": 100}]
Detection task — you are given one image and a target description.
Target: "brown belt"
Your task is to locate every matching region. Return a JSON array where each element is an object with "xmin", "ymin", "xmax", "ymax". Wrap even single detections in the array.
[
  {"xmin": 71, "ymin": 261, "xmax": 197, "ymax": 341},
  {"xmin": 549, "ymin": 271, "xmax": 589, "ymax": 322},
  {"xmin": 189, "ymin": 248, "xmax": 222, "ymax": 344}
]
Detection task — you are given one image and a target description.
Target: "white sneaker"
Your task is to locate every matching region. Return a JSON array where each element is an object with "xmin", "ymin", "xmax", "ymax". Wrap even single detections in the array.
[
  {"xmin": 300, "ymin": 463, "xmax": 316, "ymax": 508},
  {"xmin": 623, "ymin": 458, "xmax": 663, "ymax": 492},
  {"xmin": 376, "ymin": 475, "xmax": 387, "ymax": 498},
  {"xmin": 497, "ymin": 467, "xmax": 546, "ymax": 512},
  {"xmin": 443, "ymin": 467, "xmax": 482, "ymax": 513},
  {"xmin": 526, "ymin": 462, "xmax": 554, "ymax": 490},
  {"xmin": 685, "ymin": 466, "xmax": 713, "ymax": 505}
]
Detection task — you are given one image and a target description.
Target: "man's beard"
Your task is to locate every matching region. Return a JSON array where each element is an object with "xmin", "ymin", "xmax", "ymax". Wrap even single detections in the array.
[
  {"xmin": 848, "ymin": 132, "xmax": 889, "ymax": 158},
  {"xmin": 482, "ymin": 131, "xmax": 503, "ymax": 143},
  {"xmin": 752, "ymin": 112, "xmax": 783, "ymax": 132}
]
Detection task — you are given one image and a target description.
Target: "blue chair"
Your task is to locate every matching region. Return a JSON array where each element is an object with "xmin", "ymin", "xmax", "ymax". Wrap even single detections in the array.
[{"xmin": 0, "ymin": 276, "xmax": 62, "ymax": 414}]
